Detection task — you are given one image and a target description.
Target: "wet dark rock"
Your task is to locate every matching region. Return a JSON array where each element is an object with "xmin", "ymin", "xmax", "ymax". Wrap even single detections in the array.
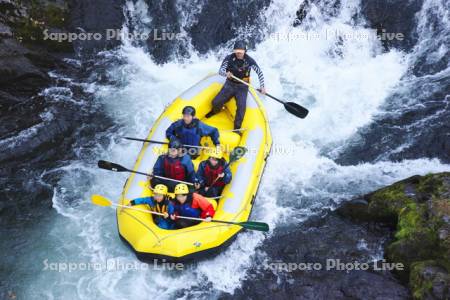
[
  {"xmin": 360, "ymin": 0, "xmax": 423, "ymax": 51},
  {"xmin": 0, "ymin": 102, "xmax": 78, "ymax": 163},
  {"xmin": 0, "ymin": 22, "xmax": 12, "ymax": 37},
  {"xmin": 333, "ymin": 0, "xmax": 449, "ymax": 165},
  {"xmin": 294, "ymin": 0, "xmax": 342, "ymax": 27},
  {"xmin": 0, "ymin": 90, "xmax": 23, "ymax": 108},
  {"xmin": 0, "ymin": 38, "xmax": 50, "ymax": 98},
  {"xmin": 1, "ymin": 0, "xmax": 72, "ymax": 52},
  {"xmin": 336, "ymin": 198, "xmax": 372, "ymax": 222},
  {"xmin": 140, "ymin": 0, "xmax": 184, "ymax": 63},
  {"xmin": 334, "ymin": 77, "xmax": 450, "ymax": 165},
  {"xmin": 69, "ymin": 0, "xmax": 125, "ymax": 55},
  {"xmin": 186, "ymin": 0, "xmax": 271, "ymax": 54},
  {"xmin": 410, "ymin": 261, "xmax": 449, "ymax": 300},
  {"xmin": 223, "ymin": 211, "xmax": 409, "ymax": 299},
  {"xmin": 338, "ymin": 173, "xmax": 450, "ymax": 299}
]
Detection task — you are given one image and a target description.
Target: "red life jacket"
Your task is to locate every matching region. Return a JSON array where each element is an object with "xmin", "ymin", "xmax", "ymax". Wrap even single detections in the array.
[
  {"xmin": 163, "ymin": 156, "xmax": 186, "ymax": 180},
  {"xmin": 204, "ymin": 161, "xmax": 225, "ymax": 187}
]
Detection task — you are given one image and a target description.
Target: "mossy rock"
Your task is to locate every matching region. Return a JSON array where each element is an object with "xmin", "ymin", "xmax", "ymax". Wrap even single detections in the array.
[
  {"xmin": 340, "ymin": 172, "xmax": 450, "ymax": 297},
  {"xmin": 367, "ymin": 182, "xmax": 414, "ymax": 224},
  {"xmin": 410, "ymin": 260, "xmax": 449, "ymax": 300},
  {"xmin": 386, "ymin": 229, "xmax": 439, "ymax": 273},
  {"xmin": 11, "ymin": 1, "xmax": 72, "ymax": 52}
]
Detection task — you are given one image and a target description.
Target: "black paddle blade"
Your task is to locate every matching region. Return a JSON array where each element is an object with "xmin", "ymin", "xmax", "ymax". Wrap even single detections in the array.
[
  {"xmin": 97, "ymin": 160, "xmax": 128, "ymax": 172},
  {"xmin": 284, "ymin": 102, "xmax": 309, "ymax": 119},
  {"xmin": 229, "ymin": 146, "xmax": 247, "ymax": 163}
]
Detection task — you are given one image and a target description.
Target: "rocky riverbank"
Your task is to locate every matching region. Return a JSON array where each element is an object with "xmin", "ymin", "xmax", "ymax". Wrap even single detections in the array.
[
  {"xmin": 228, "ymin": 173, "xmax": 449, "ymax": 299},
  {"xmin": 0, "ymin": 0, "xmax": 110, "ymax": 225},
  {"xmin": 337, "ymin": 172, "xmax": 450, "ymax": 299}
]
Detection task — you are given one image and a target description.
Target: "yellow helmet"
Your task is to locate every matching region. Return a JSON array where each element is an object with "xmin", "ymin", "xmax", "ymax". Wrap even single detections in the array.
[
  {"xmin": 174, "ymin": 183, "xmax": 189, "ymax": 195},
  {"xmin": 208, "ymin": 148, "xmax": 223, "ymax": 159},
  {"xmin": 153, "ymin": 184, "xmax": 168, "ymax": 195}
]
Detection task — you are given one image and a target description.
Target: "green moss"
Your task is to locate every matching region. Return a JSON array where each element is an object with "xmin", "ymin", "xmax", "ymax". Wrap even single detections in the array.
[
  {"xmin": 37, "ymin": 4, "xmax": 68, "ymax": 28},
  {"xmin": 12, "ymin": 1, "xmax": 72, "ymax": 52},
  {"xmin": 410, "ymin": 260, "xmax": 449, "ymax": 300},
  {"xmin": 410, "ymin": 261, "xmax": 430, "ymax": 299},
  {"xmin": 364, "ymin": 173, "xmax": 450, "ymax": 294},
  {"xmin": 416, "ymin": 173, "xmax": 446, "ymax": 197},
  {"xmin": 396, "ymin": 203, "xmax": 424, "ymax": 239},
  {"xmin": 367, "ymin": 183, "xmax": 414, "ymax": 222}
]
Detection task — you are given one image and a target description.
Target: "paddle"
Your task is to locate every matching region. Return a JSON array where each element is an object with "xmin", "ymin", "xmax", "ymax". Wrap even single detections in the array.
[
  {"xmin": 91, "ymin": 195, "xmax": 269, "ymax": 232},
  {"xmin": 123, "ymin": 137, "xmax": 211, "ymax": 150},
  {"xmin": 222, "ymin": 128, "xmax": 247, "ymax": 132},
  {"xmin": 97, "ymin": 160, "xmax": 194, "ymax": 186},
  {"xmin": 206, "ymin": 146, "xmax": 247, "ymax": 188},
  {"xmin": 230, "ymin": 75, "xmax": 309, "ymax": 119}
]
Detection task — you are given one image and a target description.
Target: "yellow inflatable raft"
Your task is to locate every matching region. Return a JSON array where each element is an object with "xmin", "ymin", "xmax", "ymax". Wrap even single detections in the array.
[{"xmin": 117, "ymin": 73, "xmax": 272, "ymax": 261}]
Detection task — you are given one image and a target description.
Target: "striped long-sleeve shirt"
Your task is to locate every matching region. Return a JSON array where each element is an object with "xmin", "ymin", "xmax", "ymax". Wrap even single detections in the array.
[{"xmin": 218, "ymin": 53, "xmax": 265, "ymax": 88}]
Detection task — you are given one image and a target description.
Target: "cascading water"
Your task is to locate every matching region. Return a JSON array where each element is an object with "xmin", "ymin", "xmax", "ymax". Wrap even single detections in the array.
[{"xmin": 2, "ymin": 0, "xmax": 449, "ymax": 299}]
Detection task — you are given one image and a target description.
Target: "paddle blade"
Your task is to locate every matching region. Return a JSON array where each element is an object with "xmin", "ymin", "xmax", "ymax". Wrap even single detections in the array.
[
  {"xmin": 98, "ymin": 160, "xmax": 128, "ymax": 172},
  {"xmin": 91, "ymin": 194, "xmax": 112, "ymax": 207},
  {"xmin": 239, "ymin": 221, "xmax": 269, "ymax": 232},
  {"xmin": 229, "ymin": 146, "xmax": 247, "ymax": 163},
  {"xmin": 284, "ymin": 102, "xmax": 309, "ymax": 118}
]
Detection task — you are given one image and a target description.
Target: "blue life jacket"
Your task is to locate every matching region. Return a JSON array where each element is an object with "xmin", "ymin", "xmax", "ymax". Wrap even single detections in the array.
[
  {"xmin": 174, "ymin": 196, "xmax": 201, "ymax": 218},
  {"xmin": 176, "ymin": 120, "xmax": 201, "ymax": 146}
]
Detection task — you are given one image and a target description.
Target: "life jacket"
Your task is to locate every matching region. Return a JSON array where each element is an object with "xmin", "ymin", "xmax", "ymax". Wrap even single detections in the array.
[
  {"xmin": 203, "ymin": 160, "xmax": 226, "ymax": 187},
  {"xmin": 163, "ymin": 156, "xmax": 186, "ymax": 180},
  {"xmin": 152, "ymin": 198, "xmax": 171, "ymax": 214},
  {"xmin": 176, "ymin": 119, "xmax": 201, "ymax": 146},
  {"xmin": 175, "ymin": 195, "xmax": 201, "ymax": 218},
  {"xmin": 227, "ymin": 54, "xmax": 251, "ymax": 82},
  {"xmin": 150, "ymin": 198, "xmax": 171, "ymax": 223}
]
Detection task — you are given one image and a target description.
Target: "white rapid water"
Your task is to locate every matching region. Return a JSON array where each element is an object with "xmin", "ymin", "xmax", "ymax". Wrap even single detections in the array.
[{"xmin": 22, "ymin": 0, "xmax": 450, "ymax": 299}]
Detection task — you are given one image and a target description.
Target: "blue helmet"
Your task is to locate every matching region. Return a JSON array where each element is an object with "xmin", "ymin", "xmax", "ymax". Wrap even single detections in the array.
[
  {"xmin": 169, "ymin": 138, "xmax": 183, "ymax": 149},
  {"xmin": 182, "ymin": 106, "xmax": 196, "ymax": 116}
]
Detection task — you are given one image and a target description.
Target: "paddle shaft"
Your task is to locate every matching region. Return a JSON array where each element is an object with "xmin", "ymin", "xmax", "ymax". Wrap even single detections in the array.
[
  {"xmin": 229, "ymin": 74, "xmax": 309, "ymax": 119},
  {"xmin": 207, "ymin": 161, "xmax": 232, "ymax": 188},
  {"xmin": 111, "ymin": 202, "xmax": 217, "ymax": 223},
  {"xmin": 230, "ymin": 75, "xmax": 285, "ymax": 104},
  {"xmin": 123, "ymin": 168, "xmax": 194, "ymax": 186},
  {"xmin": 92, "ymin": 194, "xmax": 268, "ymax": 231},
  {"xmin": 124, "ymin": 137, "xmax": 211, "ymax": 150},
  {"xmin": 223, "ymin": 128, "xmax": 247, "ymax": 132},
  {"xmin": 205, "ymin": 146, "xmax": 247, "ymax": 189}
]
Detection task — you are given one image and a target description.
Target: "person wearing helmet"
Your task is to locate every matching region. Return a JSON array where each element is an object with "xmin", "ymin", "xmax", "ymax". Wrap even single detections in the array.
[
  {"xmin": 166, "ymin": 105, "xmax": 220, "ymax": 158},
  {"xmin": 205, "ymin": 40, "xmax": 266, "ymax": 130},
  {"xmin": 195, "ymin": 148, "xmax": 232, "ymax": 197},
  {"xmin": 151, "ymin": 137, "xmax": 195, "ymax": 191},
  {"xmin": 128, "ymin": 184, "xmax": 175, "ymax": 229},
  {"xmin": 170, "ymin": 183, "xmax": 216, "ymax": 228}
]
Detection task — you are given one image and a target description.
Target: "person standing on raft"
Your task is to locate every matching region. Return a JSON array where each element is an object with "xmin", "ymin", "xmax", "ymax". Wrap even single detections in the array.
[{"xmin": 206, "ymin": 40, "xmax": 266, "ymax": 131}]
